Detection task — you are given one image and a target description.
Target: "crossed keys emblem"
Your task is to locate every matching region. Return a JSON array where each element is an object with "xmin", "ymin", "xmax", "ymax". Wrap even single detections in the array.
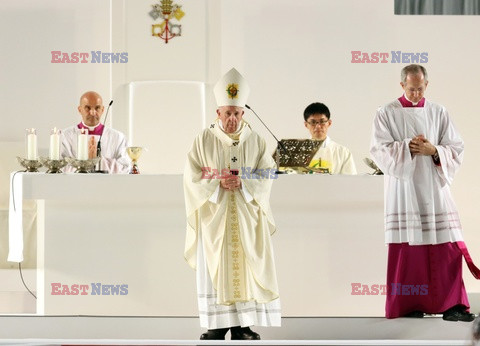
[{"xmin": 149, "ymin": 0, "xmax": 185, "ymax": 44}]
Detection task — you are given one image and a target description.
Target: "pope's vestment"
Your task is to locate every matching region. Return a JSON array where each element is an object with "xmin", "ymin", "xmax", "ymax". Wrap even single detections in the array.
[
  {"xmin": 184, "ymin": 119, "xmax": 281, "ymax": 329},
  {"xmin": 61, "ymin": 124, "xmax": 130, "ymax": 173},
  {"xmin": 308, "ymin": 136, "xmax": 356, "ymax": 174},
  {"xmin": 370, "ymin": 95, "xmax": 475, "ymax": 318}
]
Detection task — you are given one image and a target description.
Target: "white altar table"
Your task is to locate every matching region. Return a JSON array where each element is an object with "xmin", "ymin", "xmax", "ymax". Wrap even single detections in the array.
[{"xmin": 8, "ymin": 173, "xmax": 386, "ymax": 316}]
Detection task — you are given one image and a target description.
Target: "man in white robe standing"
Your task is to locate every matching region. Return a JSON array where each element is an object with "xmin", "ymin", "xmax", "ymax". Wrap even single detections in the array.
[
  {"xmin": 184, "ymin": 68, "xmax": 281, "ymax": 340},
  {"xmin": 61, "ymin": 91, "xmax": 130, "ymax": 173},
  {"xmin": 370, "ymin": 64, "xmax": 478, "ymax": 321},
  {"xmin": 304, "ymin": 102, "xmax": 356, "ymax": 174}
]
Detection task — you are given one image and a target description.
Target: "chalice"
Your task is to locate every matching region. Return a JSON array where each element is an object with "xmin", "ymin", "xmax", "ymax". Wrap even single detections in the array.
[{"xmin": 127, "ymin": 147, "xmax": 143, "ymax": 174}]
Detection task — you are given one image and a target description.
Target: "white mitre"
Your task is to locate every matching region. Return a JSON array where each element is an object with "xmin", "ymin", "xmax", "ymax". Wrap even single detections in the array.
[{"xmin": 213, "ymin": 68, "xmax": 250, "ymax": 107}]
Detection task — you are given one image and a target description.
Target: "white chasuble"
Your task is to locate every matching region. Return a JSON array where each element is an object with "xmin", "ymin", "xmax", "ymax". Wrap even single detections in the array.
[
  {"xmin": 370, "ymin": 99, "xmax": 464, "ymax": 245},
  {"xmin": 184, "ymin": 119, "xmax": 280, "ymax": 312}
]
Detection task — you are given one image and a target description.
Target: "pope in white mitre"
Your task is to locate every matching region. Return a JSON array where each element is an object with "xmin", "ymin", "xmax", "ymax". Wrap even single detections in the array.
[{"xmin": 183, "ymin": 68, "xmax": 281, "ymax": 341}]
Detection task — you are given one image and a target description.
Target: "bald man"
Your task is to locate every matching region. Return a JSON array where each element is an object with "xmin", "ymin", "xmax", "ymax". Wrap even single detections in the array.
[{"xmin": 61, "ymin": 91, "xmax": 130, "ymax": 173}]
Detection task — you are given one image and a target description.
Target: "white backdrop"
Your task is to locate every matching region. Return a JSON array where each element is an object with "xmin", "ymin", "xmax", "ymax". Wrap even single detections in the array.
[{"xmin": 1, "ymin": 0, "xmax": 480, "ymax": 315}]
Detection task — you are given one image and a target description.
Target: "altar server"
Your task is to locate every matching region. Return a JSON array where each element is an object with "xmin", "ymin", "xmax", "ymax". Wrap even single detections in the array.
[
  {"xmin": 184, "ymin": 68, "xmax": 281, "ymax": 340},
  {"xmin": 303, "ymin": 102, "xmax": 356, "ymax": 174},
  {"xmin": 370, "ymin": 64, "xmax": 477, "ymax": 321},
  {"xmin": 61, "ymin": 91, "xmax": 130, "ymax": 173}
]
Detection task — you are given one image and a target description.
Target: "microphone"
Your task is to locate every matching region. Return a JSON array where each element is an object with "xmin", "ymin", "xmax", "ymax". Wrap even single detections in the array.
[
  {"xmin": 245, "ymin": 104, "xmax": 287, "ymax": 152},
  {"xmin": 95, "ymin": 100, "xmax": 113, "ymax": 173},
  {"xmin": 245, "ymin": 104, "xmax": 288, "ymax": 173}
]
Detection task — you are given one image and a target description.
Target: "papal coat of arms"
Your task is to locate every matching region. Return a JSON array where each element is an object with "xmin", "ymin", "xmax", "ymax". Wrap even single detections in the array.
[
  {"xmin": 226, "ymin": 83, "xmax": 239, "ymax": 99},
  {"xmin": 150, "ymin": 0, "xmax": 185, "ymax": 44}
]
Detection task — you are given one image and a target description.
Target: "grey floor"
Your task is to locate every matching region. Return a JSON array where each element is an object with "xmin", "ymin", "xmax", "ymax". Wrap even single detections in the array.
[{"xmin": 0, "ymin": 316, "xmax": 475, "ymax": 345}]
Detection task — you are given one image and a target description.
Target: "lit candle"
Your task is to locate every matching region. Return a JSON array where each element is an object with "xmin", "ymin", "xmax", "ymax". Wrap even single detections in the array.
[
  {"xmin": 77, "ymin": 128, "xmax": 88, "ymax": 160},
  {"xmin": 26, "ymin": 128, "xmax": 37, "ymax": 160},
  {"xmin": 49, "ymin": 127, "xmax": 60, "ymax": 160}
]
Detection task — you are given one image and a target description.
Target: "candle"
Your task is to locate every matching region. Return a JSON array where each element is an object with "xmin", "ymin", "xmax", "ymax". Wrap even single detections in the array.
[
  {"xmin": 26, "ymin": 128, "xmax": 37, "ymax": 160},
  {"xmin": 49, "ymin": 127, "xmax": 60, "ymax": 160},
  {"xmin": 77, "ymin": 129, "xmax": 88, "ymax": 160}
]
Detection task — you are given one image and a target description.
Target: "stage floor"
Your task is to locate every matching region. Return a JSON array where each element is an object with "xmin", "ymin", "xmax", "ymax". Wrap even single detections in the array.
[{"xmin": 0, "ymin": 316, "xmax": 474, "ymax": 345}]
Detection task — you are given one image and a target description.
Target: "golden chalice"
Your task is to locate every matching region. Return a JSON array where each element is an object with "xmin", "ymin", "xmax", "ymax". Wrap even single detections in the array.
[{"xmin": 126, "ymin": 147, "xmax": 143, "ymax": 174}]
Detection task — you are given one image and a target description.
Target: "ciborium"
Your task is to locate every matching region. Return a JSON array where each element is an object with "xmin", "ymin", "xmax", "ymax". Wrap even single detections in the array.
[{"xmin": 126, "ymin": 147, "xmax": 143, "ymax": 174}]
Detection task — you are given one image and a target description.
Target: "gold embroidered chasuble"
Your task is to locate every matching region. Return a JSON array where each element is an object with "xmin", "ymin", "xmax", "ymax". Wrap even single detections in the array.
[{"xmin": 184, "ymin": 119, "xmax": 279, "ymax": 305}]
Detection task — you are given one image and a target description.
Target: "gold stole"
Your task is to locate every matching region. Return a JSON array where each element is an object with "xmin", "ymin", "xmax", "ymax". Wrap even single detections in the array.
[
  {"xmin": 225, "ymin": 130, "xmax": 247, "ymax": 303},
  {"xmin": 210, "ymin": 119, "xmax": 252, "ymax": 303},
  {"xmin": 227, "ymin": 192, "xmax": 246, "ymax": 301}
]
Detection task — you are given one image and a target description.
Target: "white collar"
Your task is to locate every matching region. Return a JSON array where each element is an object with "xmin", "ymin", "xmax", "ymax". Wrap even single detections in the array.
[
  {"xmin": 81, "ymin": 121, "xmax": 100, "ymax": 131},
  {"xmin": 403, "ymin": 93, "xmax": 419, "ymax": 106}
]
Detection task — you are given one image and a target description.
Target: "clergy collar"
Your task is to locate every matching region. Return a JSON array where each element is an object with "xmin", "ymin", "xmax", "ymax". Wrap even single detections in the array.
[
  {"xmin": 398, "ymin": 94, "xmax": 425, "ymax": 108},
  {"xmin": 77, "ymin": 122, "xmax": 105, "ymax": 135}
]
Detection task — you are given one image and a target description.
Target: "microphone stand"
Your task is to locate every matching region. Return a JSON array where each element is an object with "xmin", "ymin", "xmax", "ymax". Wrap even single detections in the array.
[
  {"xmin": 94, "ymin": 100, "xmax": 113, "ymax": 174},
  {"xmin": 245, "ymin": 104, "xmax": 287, "ymax": 174}
]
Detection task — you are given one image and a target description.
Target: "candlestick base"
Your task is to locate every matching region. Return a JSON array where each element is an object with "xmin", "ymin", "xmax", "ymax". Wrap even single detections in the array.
[
  {"xmin": 66, "ymin": 157, "xmax": 100, "ymax": 173},
  {"xmin": 17, "ymin": 157, "xmax": 43, "ymax": 172},
  {"xmin": 39, "ymin": 157, "xmax": 68, "ymax": 174}
]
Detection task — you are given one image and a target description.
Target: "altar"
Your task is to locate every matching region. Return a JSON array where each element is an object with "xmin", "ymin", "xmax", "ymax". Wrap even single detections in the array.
[{"xmin": 9, "ymin": 173, "xmax": 386, "ymax": 316}]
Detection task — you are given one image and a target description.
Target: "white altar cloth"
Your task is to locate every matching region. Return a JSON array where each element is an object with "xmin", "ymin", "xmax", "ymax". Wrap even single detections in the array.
[{"xmin": 8, "ymin": 173, "xmax": 386, "ymax": 316}]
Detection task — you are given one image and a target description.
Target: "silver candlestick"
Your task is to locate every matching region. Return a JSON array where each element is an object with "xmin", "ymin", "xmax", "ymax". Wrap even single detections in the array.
[
  {"xmin": 17, "ymin": 157, "xmax": 43, "ymax": 172},
  {"xmin": 66, "ymin": 157, "xmax": 100, "ymax": 173},
  {"xmin": 39, "ymin": 157, "xmax": 68, "ymax": 174}
]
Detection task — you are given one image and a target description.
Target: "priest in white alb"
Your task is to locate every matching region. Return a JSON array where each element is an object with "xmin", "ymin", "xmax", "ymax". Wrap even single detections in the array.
[
  {"xmin": 61, "ymin": 91, "xmax": 130, "ymax": 173},
  {"xmin": 184, "ymin": 68, "xmax": 281, "ymax": 340},
  {"xmin": 370, "ymin": 64, "xmax": 478, "ymax": 322}
]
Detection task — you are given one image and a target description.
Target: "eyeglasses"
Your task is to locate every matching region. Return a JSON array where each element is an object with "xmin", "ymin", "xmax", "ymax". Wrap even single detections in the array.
[{"xmin": 306, "ymin": 119, "xmax": 329, "ymax": 126}]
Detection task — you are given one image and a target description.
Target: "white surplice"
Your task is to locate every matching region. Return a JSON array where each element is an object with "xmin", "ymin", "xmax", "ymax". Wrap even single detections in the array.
[
  {"xmin": 184, "ymin": 119, "xmax": 281, "ymax": 328},
  {"xmin": 308, "ymin": 137, "xmax": 357, "ymax": 174},
  {"xmin": 370, "ymin": 99, "xmax": 464, "ymax": 245},
  {"xmin": 61, "ymin": 125, "xmax": 130, "ymax": 174}
]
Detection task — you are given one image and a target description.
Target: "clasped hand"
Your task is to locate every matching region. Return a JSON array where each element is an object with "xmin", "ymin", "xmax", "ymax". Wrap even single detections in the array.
[
  {"xmin": 220, "ymin": 174, "xmax": 241, "ymax": 191},
  {"xmin": 88, "ymin": 136, "xmax": 97, "ymax": 159},
  {"xmin": 409, "ymin": 135, "xmax": 436, "ymax": 156}
]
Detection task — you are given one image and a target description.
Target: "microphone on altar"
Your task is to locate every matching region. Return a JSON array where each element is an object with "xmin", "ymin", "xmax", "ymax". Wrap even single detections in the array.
[
  {"xmin": 245, "ymin": 104, "xmax": 287, "ymax": 174},
  {"xmin": 95, "ymin": 100, "xmax": 113, "ymax": 173}
]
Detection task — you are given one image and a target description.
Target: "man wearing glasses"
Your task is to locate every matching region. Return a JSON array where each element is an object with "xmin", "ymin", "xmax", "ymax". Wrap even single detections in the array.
[{"xmin": 303, "ymin": 102, "xmax": 356, "ymax": 174}]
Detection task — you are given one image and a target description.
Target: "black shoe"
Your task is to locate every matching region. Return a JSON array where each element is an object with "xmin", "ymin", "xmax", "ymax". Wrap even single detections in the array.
[
  {"xmin": 443, "ymin": 305, "xmax": 475, "ymax": 322},
  {"xmin": 230, "ymin": 326, "xmax": 261, "ymax": 340},
  {"xmin": 200, "ymin": 328, "xmax": 229, "ymax": 340},
  {"xmin": 404, "ymin": 310, "xmax": 424, "ymax": 318}
]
